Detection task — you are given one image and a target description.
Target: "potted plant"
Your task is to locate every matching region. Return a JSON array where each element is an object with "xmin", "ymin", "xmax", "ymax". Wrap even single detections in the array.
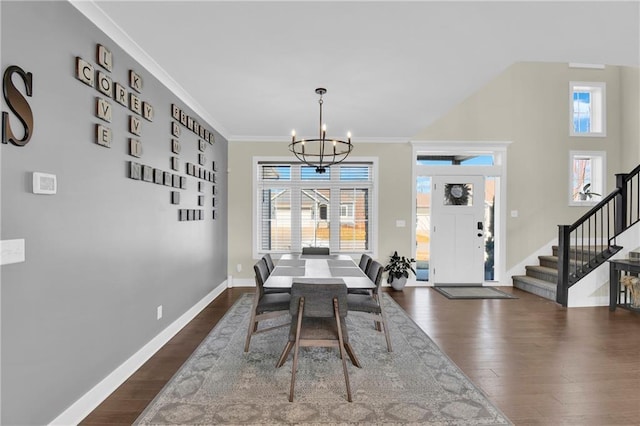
[
  {"xmin": 383, "ymin": 251, "xmax": 416, "ymax": 291},
  {"xmin": 577, "ymin": 183, "xmax": 601, "ymax": 200}
]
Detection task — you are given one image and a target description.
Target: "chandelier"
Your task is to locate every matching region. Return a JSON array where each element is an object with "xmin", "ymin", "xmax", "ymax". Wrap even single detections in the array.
[{"xmin": 289, "ymin": 88, "xmax": 353, "ymax": 174}]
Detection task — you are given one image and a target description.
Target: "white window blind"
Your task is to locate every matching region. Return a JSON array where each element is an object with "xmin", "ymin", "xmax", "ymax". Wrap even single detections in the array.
[{"xmin": 255, "ymin": 161, "xmax": 375, "ymax": 254}]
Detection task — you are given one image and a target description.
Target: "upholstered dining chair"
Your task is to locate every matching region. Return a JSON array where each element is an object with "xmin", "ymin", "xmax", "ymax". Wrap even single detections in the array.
[
  {"xmin": 301, "ymin": 246, "xmax": 330, "ymax": 255},
  {"xmin": 276, "ymin": 281, "xmax": 361, "ymax": 402},
  {"xmin": 244, "ymin": 260, "xmax": 291, "ymax": 352},
  {"xmin": 262, "ymin": 253, "xmax": 275, "ymax": 274},
  {"xmin": 358, "ymin": 253, "xmax": 372, "ymax": 272},
  {"xmin": 349, "ymin": 253, "xmax": 373, "ymax": 295},
  {"xmin": 346, "ymin": 260, "xmax": 393, "ymax": 352},
  {"xmin": 260, "ymin": 255, "xmax": 290, "ymax": 295}
]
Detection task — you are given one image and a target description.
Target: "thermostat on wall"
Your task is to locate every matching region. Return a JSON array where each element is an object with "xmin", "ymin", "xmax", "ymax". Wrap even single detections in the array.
[{"xmin": 32, "ymin": 172, "xmax": 57, "ymax": 195}]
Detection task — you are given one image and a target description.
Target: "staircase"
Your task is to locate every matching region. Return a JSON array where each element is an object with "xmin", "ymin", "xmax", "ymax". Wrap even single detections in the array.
[
  {"xmin": 513, "ymin": 164, "xmax": 639, "ymax": 306},
  {"xmin": 512, "ymin": 245, "xmax": 620, "ymax": 302}
]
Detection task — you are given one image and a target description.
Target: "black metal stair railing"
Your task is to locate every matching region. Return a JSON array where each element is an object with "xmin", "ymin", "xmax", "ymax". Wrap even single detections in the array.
[{"xmin": 557, "ymin": 164, "xmax": 640, "ymax": 306}]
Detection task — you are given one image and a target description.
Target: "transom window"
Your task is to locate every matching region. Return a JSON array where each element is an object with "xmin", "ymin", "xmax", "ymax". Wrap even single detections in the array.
[{"xmin": 255, "ymin": 160, "xmax": 376, "ymax": 255}]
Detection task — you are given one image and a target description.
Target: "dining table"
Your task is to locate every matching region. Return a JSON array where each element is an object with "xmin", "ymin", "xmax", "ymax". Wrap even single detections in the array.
[{"xmin": 264, "ymin": 253, "xmax": 375, "ymax": 290}]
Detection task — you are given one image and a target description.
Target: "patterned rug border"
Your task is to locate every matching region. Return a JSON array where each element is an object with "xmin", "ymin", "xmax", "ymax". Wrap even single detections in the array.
[
  {"xmin": 433, "ymin": 286, "xmax": 518, "ymax": 300},
  {"xmin": 133, "ymin": 293, "xmax": 512, "ymax": 425}
]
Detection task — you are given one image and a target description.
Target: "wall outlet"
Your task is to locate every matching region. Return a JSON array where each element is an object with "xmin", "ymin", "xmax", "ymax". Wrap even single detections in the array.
[
  {"xmin": 157, "ymin": 305, "xmax": 163, "ymax": 320},
  {"xmin": 236, "ymin": 263, "xmax": 242, "ymax": 272}
]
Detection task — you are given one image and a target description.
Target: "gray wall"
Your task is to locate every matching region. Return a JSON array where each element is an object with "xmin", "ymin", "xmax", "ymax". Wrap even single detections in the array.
[{"xmin": 1, "ymin": 2, "xmax": 228, "ymax": 424}]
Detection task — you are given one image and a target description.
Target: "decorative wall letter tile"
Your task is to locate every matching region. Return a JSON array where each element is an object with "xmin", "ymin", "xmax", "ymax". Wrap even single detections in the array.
[
  {"xmin": 171, "ymin": 139, "xmax": 180, "ymax": 154},
  {"xmin": 96, "ymin": 124, "xmax": 112, "ymax": 148},
  {"xmin": 129, "ymin": 115, "xmax": 141, "ymax": 136},
  {"xmin": 129, "ymin": 70, "xmax": 143, "ymax": 92},
  {"xmin": 163, "ymin": 172, "xmax": 172, "ymax": 186},
  {"xmin": 171, "ymin": 103, "xmax": 181, "ymax": 120},
  {"xmin": 142, "ymin": 102, "xmax": 154, "ymax": 121},
  {"xmin": 180, "ymin": 176, "xmax": 187, "ymax": 189},
  {"xmin": 198, "ymin": 195, "xmax": 204, "ymax": 206},
  {"xmin": 96, "ymin": 98, "xmax": 112, "ymax": 122},
  {"xmin": 114, "ymin": 82, "xmax": 127, "ymax": 106},
  {"xmin": 180, "ymin": 110, "xmax": 187, "ymax": 126},
  {"xmin": 171, "ymin": 156, "xmax": 179, "ymax": 171},
  {"xmin": 171, "ymin": 191, "xmax": 180, "ymax": 205},
  {"xmin": 171, "ymin": 121, "xmax": 180, "ymax": 137},
  {"xmin": 154, "ymin": 168, "xmax": 163, "ymax": 184},
  {"xmin": 75, "ymin": 57, "xmax": 94, "ymax": 87},
  {"xmin": 198, "ymin": 140, "xmax": 206, "ymax": 152},
  {"xmin": 142, "ymin": 165, "xmax": 153, "ymax": 182},
  {"xmin": 97, "ymin": 71, "xmax": 113, "ymax": 97},
  {"xmin": 129, "ymin": 93, "xmax": 142, "ymax": 115},
  {"xmin": 129, "ymin": 161, "xmax": 142, "ymax": 180},
  {"xmin": 96, "ymin": 44, "xmax": 113, "ymax": 72},
  {"xmin": 198, "ymin": 153, "xmax": 206, "ymax": 166},
  {"xmin": 129, "ymin": 138, "xmax": 143, "ymax": 157}
]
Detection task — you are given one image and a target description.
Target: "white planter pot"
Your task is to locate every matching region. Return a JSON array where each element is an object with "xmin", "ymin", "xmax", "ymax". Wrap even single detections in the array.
[{"xmin": 389, "ymin": 276, "xmax": 408, "ymax": 291}]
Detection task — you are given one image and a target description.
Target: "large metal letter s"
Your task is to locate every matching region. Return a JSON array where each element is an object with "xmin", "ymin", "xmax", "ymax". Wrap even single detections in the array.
[{"xmin": 2, "ymin": 65, "xmax": 34, "ymax": 146}]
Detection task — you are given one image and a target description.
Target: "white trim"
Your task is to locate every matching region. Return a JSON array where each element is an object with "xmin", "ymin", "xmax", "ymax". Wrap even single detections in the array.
[
  {"xmin": 568, "ymin": 150, "xmax": 607, "ymax": 207},
  {"xmin": 68, "ymin": 0, "xmax": 229, "ymax": 139},
  {"xmin": 230, "ymin": 136, "xmax": 409, "ymax": 144},
  {"xmin": 569, "ymin": 63, "xmax": 605, "ymax": 69},
  {"xmin": 569, "ymin": 81, "xmax": 607, "ymax": 137},
  {"xmin": 49, "ymin": 280, "xmax": 229, "ymax": 426},
  {"xmin": 252, "ymin": 156, "xmax": 378, "ymax": 260},
  {"xmin": 410, "ymin": 141, "xmax": 511, "ymax": 286}
]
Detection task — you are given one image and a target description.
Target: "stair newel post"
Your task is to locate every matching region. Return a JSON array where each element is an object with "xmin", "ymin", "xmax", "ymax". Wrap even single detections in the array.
[
  {"xmin": 614, "ymin": 173, "xmax": 628, "ymax": 236},
  {"xmin": 557, "ymin": 225, "xmax": 570, "ymax": 307}
]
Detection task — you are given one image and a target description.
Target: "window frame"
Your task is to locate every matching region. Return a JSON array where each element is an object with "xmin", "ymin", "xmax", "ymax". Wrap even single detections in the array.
[
  {"xmin": 253, "ymin": 157, "xmax": 378, "ymax": 259},
  {"xmin": 569, "ymin": 81, "xmax": 606, "ymax": 137},
  {"xmin": 568, "ymin": 150, "xmax": 606, "ymax": 207}
]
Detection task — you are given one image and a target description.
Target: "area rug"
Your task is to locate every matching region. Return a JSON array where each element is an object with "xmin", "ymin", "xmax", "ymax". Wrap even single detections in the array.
[
  {"xmin": 134, "ymin": 294, "xmax": 512, "ymax": 425},
  {"xmin": 434, "ymin": 286, "xmax": 518, "ymax": 300}
]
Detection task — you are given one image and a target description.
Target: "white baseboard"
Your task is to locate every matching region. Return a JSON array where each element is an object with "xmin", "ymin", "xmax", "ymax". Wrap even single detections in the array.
[{"xmin": 49, "ymin": 280, "xmax": 229, "ymax": 426}]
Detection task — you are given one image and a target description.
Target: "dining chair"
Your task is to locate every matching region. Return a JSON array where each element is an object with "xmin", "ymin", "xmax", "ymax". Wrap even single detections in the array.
[
  {"xmin": 262, "ymin": 253, "xmax": 275, "ymax": 274},
  {"xmin": 276, "ymin": 281, "xmax": 361, "ymax": 402},
  {"xmin": 260, "ymin": 255, "xmax": 291, "ymax": 295},
  {"xmin": 358, "ymin": 253, "xmax": 372, "ymax": 272},
  {"xmin": 349, "ymin": 253, "xmax": 374, "ymax": 295},
  {"xmin": 346, "ymin": 260, "xmax": 393, "ymax": 352},
  {"xmin": 244, "ymin": 260, "xmax": 291, "ymax": 352},
  {"xmin": 301, "ymin": 246, "xmax": 330, "ymax": 255}
]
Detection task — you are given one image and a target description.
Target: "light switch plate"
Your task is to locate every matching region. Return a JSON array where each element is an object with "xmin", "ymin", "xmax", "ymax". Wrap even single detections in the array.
[
  {"xmin": 33, "ymin": 172, "xmax": 57, "ymax": 194},
  {"xmin": 1, "ymin": 239, "xmax": 25, "ymax": 265}
]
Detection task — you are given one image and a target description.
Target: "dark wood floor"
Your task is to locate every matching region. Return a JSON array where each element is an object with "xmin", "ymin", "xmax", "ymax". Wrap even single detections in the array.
[{"xmin": 81, "ymin": 287, "xmax": 640, "ymax": 425}]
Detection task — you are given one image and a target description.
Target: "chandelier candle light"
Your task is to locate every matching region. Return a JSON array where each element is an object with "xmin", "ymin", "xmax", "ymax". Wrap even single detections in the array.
[{"xmin": 289, "ymin": 88, "xmax": 353, "ymax": 174}]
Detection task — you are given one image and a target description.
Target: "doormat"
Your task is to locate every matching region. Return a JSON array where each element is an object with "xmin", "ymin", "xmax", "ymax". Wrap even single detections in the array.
[{"xmin": 434, "ymin": 286, "xmax": 518, "ymax": 299}]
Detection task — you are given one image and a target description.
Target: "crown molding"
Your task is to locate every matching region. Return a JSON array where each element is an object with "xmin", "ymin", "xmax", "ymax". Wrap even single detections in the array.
[
  {"xmin": 229, "ymin": 135, "xmax": 410, "ymax": 144},
  {"xmin": 69, "ymin": 0, "xmax": 229, "ymax": 140}
]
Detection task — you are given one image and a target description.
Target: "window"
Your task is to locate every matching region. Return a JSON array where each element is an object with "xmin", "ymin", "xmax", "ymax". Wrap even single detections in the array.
[
  {"xmin": 570, "ymin": 82, "xmax": 606, "ymax": 137},
  {"xmin": 569, "ymin": 151, "xmax": 606, "ymax": 206},
  {"xmin": 255, "ymin": 161, "xmax": 375, "ymax": 255},
  {"xmin": 416, "ymin": 154, "xmax": 494, "ymax": 166}
]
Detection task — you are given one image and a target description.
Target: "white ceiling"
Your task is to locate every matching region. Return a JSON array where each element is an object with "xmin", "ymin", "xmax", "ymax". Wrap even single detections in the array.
[{"xmin": 79, "ymin": 1, "xmax": 640, "ymax": 142}]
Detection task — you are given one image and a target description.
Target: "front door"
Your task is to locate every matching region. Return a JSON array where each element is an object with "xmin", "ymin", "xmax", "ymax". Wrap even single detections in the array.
[{"xmin": 430, "ymin": 176, "xmax": 485, "ymax": 285}]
